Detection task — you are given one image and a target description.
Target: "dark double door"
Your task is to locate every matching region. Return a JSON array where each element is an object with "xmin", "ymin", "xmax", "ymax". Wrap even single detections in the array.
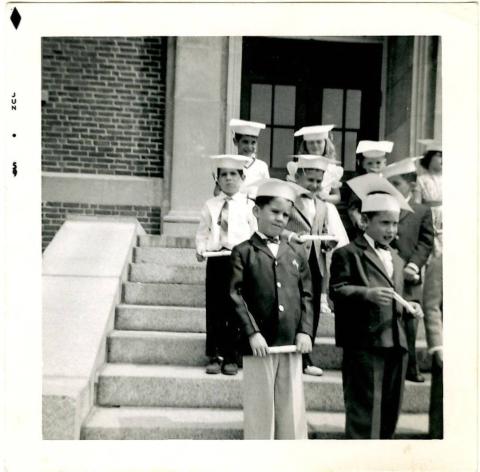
[{"xmin": 241, "ymin": 37, "xmax": 383, "ymax": 179}]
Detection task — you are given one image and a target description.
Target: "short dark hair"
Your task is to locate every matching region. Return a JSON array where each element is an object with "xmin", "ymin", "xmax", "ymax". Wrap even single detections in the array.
[
  {"xmin": 233, "ymin": 133, "xmax": 256, "ymax": 142},
  {"xmin": 254, "ymin": 195, "xmax": 276, "ymax": 208},
  {"xmin": 362, "ymin": 211, "xmax": 382, "ymax": 220},
  {"xmin": 394, "ymin": 172, "xmax": 417, "ymax": 183},
  {"xmin": 217, "ymin": 168, "xmax": 244, "ymax": 178},
  {"xmin": 420, "ymin": 150, "xmax": 442, "ymax": 170}
]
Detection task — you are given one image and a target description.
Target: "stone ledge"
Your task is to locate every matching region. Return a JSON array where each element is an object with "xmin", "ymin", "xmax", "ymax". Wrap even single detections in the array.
[
  {"xmin": 42, "ymin": 218, "xmax": 143, "ymax": 439},
  {"xmin": 42, "ymin": 172, "xmax": 163, "ymax": 206}
]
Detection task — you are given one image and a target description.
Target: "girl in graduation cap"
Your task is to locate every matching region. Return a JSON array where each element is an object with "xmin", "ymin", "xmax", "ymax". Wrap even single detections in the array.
[{"xmin": 293, "ymin": 124, "xmax": 343, "ymax": 205}]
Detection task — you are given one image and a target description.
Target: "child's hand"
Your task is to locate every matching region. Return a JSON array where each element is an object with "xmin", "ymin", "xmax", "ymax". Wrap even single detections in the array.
[
  {"xmin": 249, "ymin": 333, "xmax": 269, "ymax": 357},
  {"xmin": 196, "ymin": 252, "xmax": 206, "ymax": 262},
  {"xmin": 365, "ymin": 287, "xmax": 394, "ymax": 306},
  {"xmin": 403, "ymin": 264, "xmax": 420, "ymax": 282},
  {"xmin": 322, "ymin": 238, "xmax": 338, "ymax": 251},
  {"xmin": 290, "ymin": 233, "xmax": 307, "ymax": 244},
  {"xmin": 295, "ymin": 333, "xmax": 312, "ymax": 354},
  {"xmin": 408, "ymin": 301, "xmax": 424, "ymax": 319}
]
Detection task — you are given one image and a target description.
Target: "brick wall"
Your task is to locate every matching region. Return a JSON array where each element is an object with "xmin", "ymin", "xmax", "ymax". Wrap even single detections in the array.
[
  {"xmin": 42, "ymin": 37, "xmax": 166, "ymax": 177},
  {"xmin": 42, "ymin": 202, "xmax": 161, "ymax": 251}
]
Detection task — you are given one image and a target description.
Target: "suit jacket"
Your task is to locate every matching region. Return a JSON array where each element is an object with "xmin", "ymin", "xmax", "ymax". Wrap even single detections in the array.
[
  {"xmin": 283, "ymin": 195, "xmax": 328, "ymax": 275},
  {"xmin": 329, "ymin": 235, "xmax": 408, "ymax": 350},
  {"xmin": 230, "ymin": 233, "xmax": 314, "ymax": 355},
  {"xmin": 390, "ymin": 201, "xmax": 434, "ymax": 300}
]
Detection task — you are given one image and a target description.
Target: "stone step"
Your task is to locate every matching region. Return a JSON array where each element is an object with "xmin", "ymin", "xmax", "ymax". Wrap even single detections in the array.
[
  {"xmin": 123, "ymin": 282, "xmax": 205, "ymax": 307},
  {"xmin": 82, "ymin": 406, "xmax": 428, "ymax": 440},
  {"xmin": 115, "ymin": 304, "xmax": 426, "ymax": 340},
  {"xmin": 107, "ymin": 330, "xmax": 431, "ymax": 371},
  {"xmin": 116, "ymin": 305, "xmax": 206, "ymax": 333},
  {"xmin": 129, "ymin": 263, "xmax": 205, "ymax": 284},
  {"xmin": 134, "ymin": 247, "xmax": 200, "ymax": 265},
  {"xmin": 97, "ymin": 364, "xmax": 430, "ymax": 413},
  {"xmin": 138, "ymin": 235, "xmax": 196, "ymax": 249}
]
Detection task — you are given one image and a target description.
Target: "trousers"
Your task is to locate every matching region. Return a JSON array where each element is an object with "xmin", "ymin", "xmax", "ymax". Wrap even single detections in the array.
[{"xmin": 243, "ymin": 353, "xmax": 308, "ymax": 439}]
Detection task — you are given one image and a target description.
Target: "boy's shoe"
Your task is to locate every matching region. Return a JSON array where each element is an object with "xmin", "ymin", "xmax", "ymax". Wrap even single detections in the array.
[
  {"xmin": 206, "ymin": 358, "xmax": 222, "ymax": 375},
  {"xmin": 303, "ymin": 365, "xmax": 324, "ymax": 376},
  {"xmin": 221, "ymin": 362, "xmax": 238, "ymax": 376}
]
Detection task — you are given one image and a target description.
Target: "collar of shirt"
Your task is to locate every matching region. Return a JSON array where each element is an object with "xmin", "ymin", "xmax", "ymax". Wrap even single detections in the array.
[
  {"xmin": 218, "ymin": 191, "xmax": 241, "ymax": 201},
  {"xmin": 364, "ymin": 233, "xmax": 386, "ymax": 252},
  {"xmin": 364, "ymin": 233, "xmax": 393, "ymax": 277}
]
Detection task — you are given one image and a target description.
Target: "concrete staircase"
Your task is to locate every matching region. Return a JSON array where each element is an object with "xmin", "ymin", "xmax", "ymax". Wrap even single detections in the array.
[{"xmin": 81, "ymin": 235, "xmax": 431, "ymax": 439}]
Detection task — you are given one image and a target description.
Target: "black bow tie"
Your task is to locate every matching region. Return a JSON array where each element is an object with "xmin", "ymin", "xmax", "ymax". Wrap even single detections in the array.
[
  {"xmin": 265, "ymin": 236, "xmax": 280, "ymax": 245},
  {"xmin": 374, "ymin": 241, "xmax": 390, "ymax": 251}
]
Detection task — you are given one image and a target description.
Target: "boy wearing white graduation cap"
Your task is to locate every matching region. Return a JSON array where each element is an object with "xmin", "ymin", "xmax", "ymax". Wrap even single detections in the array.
[
  {"xmin": 345, "ymin": 140, "xmax": 394, "ymax": 240},
  {"xmin": 229, "ymin": 118, "xmax": 270, "ymax": 189},
  {"xmin": 230, "ymin": 178, "xmax": 315, "ymax": 439},
  {"xmin": 383, "ymin": 157, "xmax": 435, "ymax": 383},
  {"xmin": 330, "ymin": 173, "xmax": 423, "ymax": 439},
  {"xmin": 196, "ymin": 155, "xmax": 257, "ymax": 375},
  {"xmin": 284, "ymin": 154, "xmax": 349, "ymax": 376}
]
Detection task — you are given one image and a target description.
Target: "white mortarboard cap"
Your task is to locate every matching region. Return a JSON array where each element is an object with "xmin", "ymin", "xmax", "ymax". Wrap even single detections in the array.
[
  {"xmin": 209, "ymin": 154, "xmax": 249, "ymax": 171},
  {"xmin": 291, "ymin": 154, "xmax": 332, "ymax": 171},
  {"xmin": 381, "ymin": 157, "xmax": 423, "ymax": 179},
  {"xmin": 294, "ymin": 124, "xmax": 335, "ymax": 141},
  {"xmin": 229, "ymin": 118, "xmax": 266, "ymax": 137},
  {"xmin": 418, "ymin": 139, "xmax": 442, "ymax": 153},
  {"xmin": 356, "ymin": 140, "xmax": 394, "ymax": 158},
  {"xmin": 347, "ymin": 173, "xmax": 413, "ymax": 213},
  {"xmin": 251, "ymin": 178, "xmax": 308, "ymax": 203}
]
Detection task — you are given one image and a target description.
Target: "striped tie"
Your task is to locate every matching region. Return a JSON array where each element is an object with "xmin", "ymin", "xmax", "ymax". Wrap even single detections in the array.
[{"xmin": 218, "ymin": 197, "xmax": 231, "ymax": 247}]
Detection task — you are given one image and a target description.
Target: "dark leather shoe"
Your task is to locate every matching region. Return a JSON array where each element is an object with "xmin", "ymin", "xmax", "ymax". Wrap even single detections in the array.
[
  {"xmin": 221, "ymin": 362, "xmax": 238, "ymax": 376},
  {"xmin": 406, "ymin": 371, "xmax": 425, "ymax": 382},
  {"xmin": 206, "ymin": 358, "xmax": 222, "ymax": 374}
]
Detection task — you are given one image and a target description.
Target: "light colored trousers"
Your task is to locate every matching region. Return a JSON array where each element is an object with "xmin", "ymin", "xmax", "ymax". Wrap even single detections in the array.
[{"xmin": 243, "ymin": 352, "xmax": 308, "ymax": 440}]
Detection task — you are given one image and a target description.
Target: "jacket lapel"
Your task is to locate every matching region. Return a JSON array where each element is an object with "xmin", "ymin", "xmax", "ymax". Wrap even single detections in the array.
[
  {"xmin": 293, "ymin": 197, "xmax": 313, "ymax": 229},
  {"xmin": 251, "ymin": 233, "xmax": 275, "ymax": 259},
  {"xmin": 391, "ymin": 250, "xmax": 404, "ymax": 294},
  {"xmin": 358, "ymin": 236, "xmax": 395, "ymax": 287}
]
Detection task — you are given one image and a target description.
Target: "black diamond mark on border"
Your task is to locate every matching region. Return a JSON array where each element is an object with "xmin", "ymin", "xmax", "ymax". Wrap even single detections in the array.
[{"xmin": 11, "ymin": 8, "xmax": 21, "ymax": 29}]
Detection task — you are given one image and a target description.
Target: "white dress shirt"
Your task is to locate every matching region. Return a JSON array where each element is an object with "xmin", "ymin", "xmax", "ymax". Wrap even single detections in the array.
[
  {"xmin": 364, "ymin": 233, "xmax": 394, "ymax": 279},
  {"xmin": 256, "ymin": 231, "xmax": 280, "ymax": 257},
  {"xmin": 196, "ymin": 191, "xmax": 257, "ymax": 253}
]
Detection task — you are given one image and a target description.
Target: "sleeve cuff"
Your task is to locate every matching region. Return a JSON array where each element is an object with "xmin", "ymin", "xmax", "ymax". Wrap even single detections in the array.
[
  {"xmin": 428, "ymin": 345, "xmax": 443, "ymax": 354},
  {"xmin": 407, "ymin": 262, "xmax": 420, "ymax": 273}
]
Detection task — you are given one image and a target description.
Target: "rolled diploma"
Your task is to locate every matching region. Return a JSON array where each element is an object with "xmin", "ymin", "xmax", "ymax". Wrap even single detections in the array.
[
  {"xmin": 267, "ymin": 345, "xmax": 298, "ymax": 354},
  {"xmin": 393, "ymin": 292, "xmax": 421, "ymax": 317},
  {"xmin": 203, "ymin": 250, "xmax": 232, "ymax": 258},
  {"xmin": 298, "ymin": 234, "xmax": 338, "ymax": 242}
]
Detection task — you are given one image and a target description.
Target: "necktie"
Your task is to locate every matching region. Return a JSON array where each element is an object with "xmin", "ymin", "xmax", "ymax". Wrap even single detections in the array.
[
  {"xmin": 265, "ymin": 236, "xmax": 280, "ymax": 244},
  {"xmin": 375, "ymin": 241, "xmax": 390, "ymax": 251},
  {"xmin": 218, "ymin": 197, "xmax": 231, "ymax": 246}
]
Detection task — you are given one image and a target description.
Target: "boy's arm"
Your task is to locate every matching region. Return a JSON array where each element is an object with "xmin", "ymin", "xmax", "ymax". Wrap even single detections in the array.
[
  {"xmin": 408, "ymin": 207, "xmax": 434, "ymax": 270},
  {"xmin": 296, "ymin": 251, "xmax": 315, "ymax": 338},
  {"xmin": 330, "ymin": 249, "xmax": 370, "ymax": 303},
  {"xmin": 229, "ymin": 246, "xmax": 260, "ymax": 337},
  {"xmin": 195, "ymin": 204, "xmax": 211, "ymax": 256}
]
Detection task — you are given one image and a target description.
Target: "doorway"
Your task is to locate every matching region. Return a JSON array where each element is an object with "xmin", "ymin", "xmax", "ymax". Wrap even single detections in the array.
[{"xmin": 241, "ymin": 37, "xmax": 384, "ymax": 179}]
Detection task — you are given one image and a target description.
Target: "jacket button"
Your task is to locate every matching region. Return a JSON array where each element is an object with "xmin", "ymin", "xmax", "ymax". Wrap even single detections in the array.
[
  {"xmin": 277, "ymin": 282, "xmax": 282, "ymax": 288},
  {"xmin": 274, "ymin": 261, "xmax": 278, "ymax": 266},
  {"xmin": 279, "ymin": 305, "xmax": 284, "ymax": 312}
]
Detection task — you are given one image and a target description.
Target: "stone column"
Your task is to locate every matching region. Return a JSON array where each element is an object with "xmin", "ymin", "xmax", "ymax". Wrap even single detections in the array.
[{"xmin": 163, "ymin": 37, "xmax": 230, "ymax": 236}]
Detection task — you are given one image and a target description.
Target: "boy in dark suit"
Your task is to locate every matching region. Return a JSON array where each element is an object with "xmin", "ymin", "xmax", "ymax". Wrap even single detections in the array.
[
  {"xmin": 284, "ymin": 154, "xmax": 348, "ymax": 376},
  {"xmin": 230, "ymin": 178, "xmax": 315, "ymax": 439},
  {"xmin": 330, "ymin": 174, "xmax": 423, "ymax": 439},
  {"xmin": 383, "ymin": 157, "xmax": 435, "ymax": 382}
]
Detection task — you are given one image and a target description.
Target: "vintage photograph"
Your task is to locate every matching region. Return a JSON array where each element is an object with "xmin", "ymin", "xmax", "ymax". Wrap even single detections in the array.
[{"xmin": 41, "ymin": 35, "xmax": 443, "ymax": 441}]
